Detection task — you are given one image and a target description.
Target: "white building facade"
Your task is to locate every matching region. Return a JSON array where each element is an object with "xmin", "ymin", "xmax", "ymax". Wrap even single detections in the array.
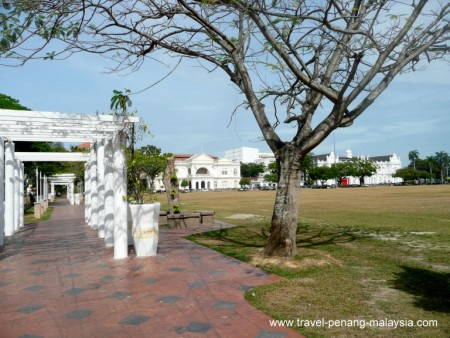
[
  {"xmin": 153, "ymin": 153, "xmax": 241, "ymax": 191},
  {"xmin": 224, "ymin": 147, "xmax": 277, "ymax": 188},
  {"xmin": 313, "ymin": 149, "xmax": 403, "ymax": 186},
  {"xmin": 224, "ymin": 146, "xmax": 276, "ymax": 167}
]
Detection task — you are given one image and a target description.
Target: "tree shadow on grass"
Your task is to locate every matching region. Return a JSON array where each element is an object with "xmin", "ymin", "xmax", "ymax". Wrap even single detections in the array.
[
  {"xmin": 190, "ymin": 223, "xmax": 357, "ymax": 250},
  {"xmin": 390, "ymin": 265, "xmax": 450, "ymax": 313},
  {"xmin": 296, "ymin": 224, "xmax": 357, "ymax": 248}
]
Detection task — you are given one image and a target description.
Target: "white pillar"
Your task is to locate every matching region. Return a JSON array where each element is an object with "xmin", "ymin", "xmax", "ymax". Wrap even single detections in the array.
[
  {"xmin": 44, "ymin": 175, "xmax": 48, "ymax": 200},
  {"xmin": 104, "ymin": 139, "xmax": 114, "ymax": 247},
  {"xmin": 97, "ymin": 139, "xmax": 106, "ymax": 238},
  {"xmin": 0, "ymin": 137, "xmax": 5, "ymax": 246},
  {"xmin": 113, "ymin": 132, "xmax": 128, "ymax": 259},
  {"xmin": 36, "ymin": 168, "xmax": 39, "ymax": 203},
  {"xmin": 19, "ymin": 162, "xmax": 24, "ymax": 229},
  {"xmin": 90, "ymin": 143, "xmax": 98, "ymax": 230},
  {"xmin": 85, "ymin": 163, "xmax": 91, "ymax": 224},
  {"xmin": 51, "ymin": 183, "xmax": 55, "ymax": 199},
  {"xmin": 70, "ymin": 181, "xmax": 75, "ymax": 205},
  {"xmin": 14, "ymin": 159, "xmax": 20, "ymax": 232},
  {"xmin": 4, "ymin": 142, "xmax": 15, "ymax": 236}
]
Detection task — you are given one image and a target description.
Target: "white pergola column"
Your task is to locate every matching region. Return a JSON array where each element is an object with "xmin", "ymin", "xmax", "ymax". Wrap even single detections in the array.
[
  {"xmin": 85, "ymin": 163, "xmax": 91, "ymax": 224},
  {"xmin": 19, "ymin": 162, "xmax": 24, "ymax": 229},
  {"xmin": 113, "ymin": 132, "xmax": 128, "ymax": 259},
  {"xmin": 36, "ymin": 168, "xmax": 39, "ymax": 203},
  {"xmin": 0, "ymin": 137, "xmax": 5, "ymax": 246},
  {"xmin": 89, "ymin": 143, "xmax": 98, "ymax": 230},
  {"xmin": 104, "ymin": 139, "xmax": 114, "ymax": 247},
  {"xmin": 51, "ymin": 183, "xmax": 55, "ymax": 198},
  {"xmin": 13, "ymin": 159, "xmax": 20, "ymax": 232},
  {"xmin": 69, "ymin": 181, "xmax": 75, "ymax": 205},
  {"xmin": 97, "ymin": 139, "xmax": 106, "ymax": 238},
  {"xmin": 44, "ymin": 175, "xmax": 48, "ymax": 200},
  {"xmin": 4, "ymin": 142, "xmax": 15, "ymax": 236}
]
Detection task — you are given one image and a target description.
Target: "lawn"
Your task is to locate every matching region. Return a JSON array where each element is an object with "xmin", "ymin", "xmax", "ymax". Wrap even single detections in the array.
[{"xmin": 173, "ymin": 185, "xmax": 450, "ymax": 337}]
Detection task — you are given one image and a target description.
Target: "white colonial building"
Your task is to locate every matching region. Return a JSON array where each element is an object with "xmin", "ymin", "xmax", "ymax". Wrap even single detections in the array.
[
  {"xmin": 153, "ymin": 153, "xmax": 241, "ymax": 191},
  {"xmin": 224, "ymin": 147, "xmax": 277, "ymax": 188},
  {"xmin": 224, "ymin": 146, "xmax": 275, "ymax": 167},
  {"xmin": 312, "ymin": 149, "xmax": 402, "ymax": 186}
]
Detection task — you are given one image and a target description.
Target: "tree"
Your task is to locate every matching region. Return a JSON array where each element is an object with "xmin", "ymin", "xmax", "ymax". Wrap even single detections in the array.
[
  {"xmin": 239, "ymin": 177, "xmax": 250, "ymax": 187},
  {"xmin": 424, "ymin": 155, "xmax": 436, "ymax": 175},
  {"xmin": 263, "ymin": 161, "xmax": 278, "ymax": 185},
  {"xmin": 394, "ymin": 167, "xmax": 432, "ymax": 183},
  {"xmin": 2, "ymin": 1, "xmax": 448, "ymax": 256},
  {"xmin": 331, "ymin": 161, "xmax": 356, "ymax": 186},
  {"xmin": 351, "ymin": 158, "xmax": 377, "ymax": 186},
  {"xmin": 309, "ymin": 166, "xmax": 335, "ymax": 187},
  {"xmin": 408, "ymin": 150, "xmax": 420, "ymax": 171},
  {"xmin": 139, "ymin": 145, "xmax": 172, "ymax": 192},
  {"xmin": 240, "ymin": 162, "xmax": 266, "ymax": 179},
  {"xmin": 181, "ymin": 179, "xmax": 189, "ymax": 190},
  {"xmin": 434, "ymin": 151, "xmax": 449, "ymax": 182},
  {"xmin": 0, "ymin": 93, "xmax": 30, "ymax": 110}
]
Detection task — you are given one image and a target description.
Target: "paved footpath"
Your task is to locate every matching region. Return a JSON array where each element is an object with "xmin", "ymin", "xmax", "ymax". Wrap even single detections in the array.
[{"xmin": 0, "ymin": 200, "xmax": 302, "ymax": 338}]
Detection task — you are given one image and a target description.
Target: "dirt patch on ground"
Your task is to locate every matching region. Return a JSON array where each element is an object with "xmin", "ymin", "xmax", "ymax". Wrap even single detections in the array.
[
  {"xmin": 226, "ymin": 213, "xmax": 264, "ymax": 220},
  {"xmin": 250, "ymin": 249, "xmax": 341, "ymax": 269}
]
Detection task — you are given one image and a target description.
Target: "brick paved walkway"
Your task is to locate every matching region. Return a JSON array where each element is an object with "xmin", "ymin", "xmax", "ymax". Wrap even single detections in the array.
[{"xmin": 0, "ymin": 200, "xmax": 302, "ymax": 338}]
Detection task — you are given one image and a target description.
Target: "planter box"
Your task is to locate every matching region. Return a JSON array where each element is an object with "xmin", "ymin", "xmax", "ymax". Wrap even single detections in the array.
[
  {"xmin": 159, "ymin": 211, "xmax": 168, "ymax": 225},
  {"xmin": 167, "ymin": 213, "xmax": 201, "ymax": 228},
  {"xmin": 34, "ymin": 202, "xmax": 42, "ymax": 219},
  {"xmin": 194, "ymin": 210, "xmax": 215, "ymax": 226},
  {"xmin": 127, "ymin": 203, "xmax": 160, "ymax": 257}
]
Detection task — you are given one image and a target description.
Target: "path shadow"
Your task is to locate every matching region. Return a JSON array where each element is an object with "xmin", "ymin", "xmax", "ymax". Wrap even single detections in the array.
[
  {"xmin": 390, "ymin": 265, "xmax": 450, "ymax": 313},
  {"xmin": 0, "ymin": 223, "xmax": 38, "ymax": 261}
]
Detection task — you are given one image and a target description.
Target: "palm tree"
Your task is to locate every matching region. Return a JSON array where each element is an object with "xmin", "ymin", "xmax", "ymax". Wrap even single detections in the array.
[
  {"xmin": 434, "ymin": 151, "xmax": 449, "ymax": 183},
  {"xmin": 424, "ymin": 156, "xmax": 436, "ymax": 175},
  {"xmin": 408, "ymin": 150, "xmax": 420, "ymax": 171}
]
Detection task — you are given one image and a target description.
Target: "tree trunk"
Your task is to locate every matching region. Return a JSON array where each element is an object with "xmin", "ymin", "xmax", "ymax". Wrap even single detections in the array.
[
  {"xmin": 163, "ymin": 156, "xmax": 180, "ymax": 214},
  {"xmin": 263, "ymin": 145, "xmax": 302, "ymax": 257}
]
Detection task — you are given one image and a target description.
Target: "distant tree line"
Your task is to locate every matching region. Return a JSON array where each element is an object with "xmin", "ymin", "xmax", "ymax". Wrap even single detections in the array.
[{"xmin": 394, "ymin": 150, "xmax": 450, "ymax": 184}]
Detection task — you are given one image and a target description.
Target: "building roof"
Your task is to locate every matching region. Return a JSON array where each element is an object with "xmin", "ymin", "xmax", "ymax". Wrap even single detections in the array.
[
  {"xmin": 367, "ymin": 155, "xmax": 393, "ymax": 162},
  {"xmin": 174, "ymin": 153, "xmax": 220, "ymax": 161}
]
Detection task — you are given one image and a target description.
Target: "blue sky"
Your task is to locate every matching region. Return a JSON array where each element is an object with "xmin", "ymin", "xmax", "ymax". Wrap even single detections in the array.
[{"xmin": 1, "ymin": 49, "xmax": 449, "ymax": 167}]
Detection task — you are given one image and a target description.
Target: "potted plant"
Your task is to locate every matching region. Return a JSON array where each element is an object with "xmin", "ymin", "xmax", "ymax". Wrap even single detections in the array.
[{"xmin": 111, "ymin": 89, "xmax": 162, "ymax": 257}]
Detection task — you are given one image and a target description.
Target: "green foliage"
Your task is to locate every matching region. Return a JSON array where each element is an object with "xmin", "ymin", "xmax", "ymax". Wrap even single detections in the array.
[
  {"xmin": 239, "ymin": 177, "xmax": 250, "ymax": 186},
  {"xmin": 0, "ymin": 93, "xmax": 30, "ymax": 110},
  {"xmin": 308, "ymin": 166, "xmax": 334, "ymax": 186},
  {"xmin": 240, "ymin": 162, "xmax": 265, "ymax": 178},
  {"xmin": 394, "ymin": 167, "xmax": 432, "ymax": 181},
  {"xmin": 127, "ymin": 145, "xmax": 171, "ymax": 203},
  {"xmin": 263, "ymin": 173, "xmax": 278, "ymax": 183},
  {"xmin": 181, "ymin": 179, "xmax": 189, "ymax": 188}
]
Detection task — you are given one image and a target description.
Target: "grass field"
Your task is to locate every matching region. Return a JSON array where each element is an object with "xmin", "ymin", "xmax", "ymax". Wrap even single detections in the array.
[{"xmin": 172, "ymin": 185, "xmax": 450, "ymax": 337}]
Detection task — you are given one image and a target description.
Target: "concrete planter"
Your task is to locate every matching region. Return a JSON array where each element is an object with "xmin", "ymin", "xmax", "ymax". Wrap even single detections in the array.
[
  {"xmin": 127, "ymin": 203, "xmax": 160, "ymax": 257},
  {"xmin": 34, "ymin": 202, "xmax": 42, "ymax": 219},
  {"xmin": 159, "ymin": 211, "xmax": 168, "ymax": 225},
  {"xmin": 167, "ymin": 213, "xmax": 201, "ymax": 228},
  {"xmin": 194, "ymin": 210, "xmax": 215, "ymax": 225},
  {"xmin": 74, "ymin": 193, "xmax": 81, "ymax": 205}
]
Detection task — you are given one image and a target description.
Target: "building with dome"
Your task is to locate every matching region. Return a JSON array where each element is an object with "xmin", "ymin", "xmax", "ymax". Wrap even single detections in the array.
[{"xmin": 152, "ymin": 153, "xmax": 241, "ymax": 191}]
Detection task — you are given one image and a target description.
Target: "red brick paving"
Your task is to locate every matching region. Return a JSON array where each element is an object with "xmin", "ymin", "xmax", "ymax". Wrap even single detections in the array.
[{"xmin": 0, "ymin": 200, "xmax": 302, "ymax": 338}]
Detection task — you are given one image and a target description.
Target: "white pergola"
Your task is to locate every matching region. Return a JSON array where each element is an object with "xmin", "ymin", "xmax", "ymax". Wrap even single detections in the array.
[
  {"xmin": 0, "ymin": 109, "xmax": 139, "ymax": 259},
  {"xmin": 48, "ymin": 173, "xmax": 77, "ymax": 204}
]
